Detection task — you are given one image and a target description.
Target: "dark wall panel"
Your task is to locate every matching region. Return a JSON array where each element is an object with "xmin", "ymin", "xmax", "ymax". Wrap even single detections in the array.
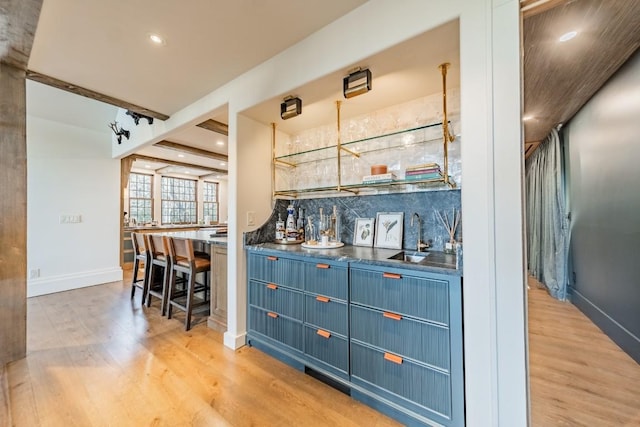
[{"xmin": 565, "ymin": 49, "xmax": 640, "ymax": 363}]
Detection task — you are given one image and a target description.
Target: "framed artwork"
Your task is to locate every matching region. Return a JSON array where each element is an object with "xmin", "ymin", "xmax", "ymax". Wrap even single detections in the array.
[
  {"xmin": 374, "ymin": 212, "xmax": 403, "ymax": 249},
  {"xmin": 353, "ymin": 218, "xmax": 375, "ymax": 247}
]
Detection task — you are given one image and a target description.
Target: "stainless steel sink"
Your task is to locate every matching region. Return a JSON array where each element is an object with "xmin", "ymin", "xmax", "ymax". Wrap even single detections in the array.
[{"xmin": 387, "ymin": 251, "xmax": 430, "ymax": 264}]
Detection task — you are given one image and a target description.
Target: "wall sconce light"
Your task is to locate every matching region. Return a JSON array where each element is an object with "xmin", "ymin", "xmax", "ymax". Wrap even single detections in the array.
[
  {"xmin": 126, "ymin": 110, "xmax": 154, "ymax": 125},
  {"xmin": 108, "ymin": 121, "xmax": 130, "ymax": 144},
  {"xmin": 280, "ymin": 96, "xmax": 302, "ymax": 120},
  {"xmin": 343, "ymin": 67, "xmax": 372, "ymax": 98}
]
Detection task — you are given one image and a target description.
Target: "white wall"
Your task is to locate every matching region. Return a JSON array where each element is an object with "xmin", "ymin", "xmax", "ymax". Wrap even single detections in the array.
[
  {"xmin": 27, "ymin": 116, "xmax": 122, "ymax": 297},
  {"xmin": 111, "ymin": 0, "xmax": 528, "ymax": 425},
  {"xmin": 226, "ymin": 114, "xmax": 273, "ymax": 349}
]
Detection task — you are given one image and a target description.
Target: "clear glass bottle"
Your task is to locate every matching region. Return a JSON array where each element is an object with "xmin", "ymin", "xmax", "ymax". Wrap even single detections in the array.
[
  {"xmin": 330, "ymin": 205, "xmax": 340, "ymax": 243},
  {"xmin": 305, "ymin": 216, "xmax": 316, "ymax": 244},
  {"xmin": 296, "ymin": 208, "xmax": 305, "ymax": 242}
]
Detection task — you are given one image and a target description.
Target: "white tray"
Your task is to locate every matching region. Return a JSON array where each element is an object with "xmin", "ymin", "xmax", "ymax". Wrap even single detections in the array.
[{"xmin": 301, "ymin": 241, "xmax": 345, "ymax": 249}]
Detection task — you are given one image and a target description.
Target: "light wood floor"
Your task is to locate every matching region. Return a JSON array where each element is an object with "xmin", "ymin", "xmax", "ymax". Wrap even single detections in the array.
[
  {"xmin": 2, "ymin": 275, "xmax": 639, "ymax": 426},
  {"xmin": 528, "ymin": 277, "xmax": 640, "ymax": 426}
]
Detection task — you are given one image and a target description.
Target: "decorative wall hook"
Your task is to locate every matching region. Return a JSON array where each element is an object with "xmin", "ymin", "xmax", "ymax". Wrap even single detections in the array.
[
  {"xmin": 108, "ymin": 121, "xmax": 130, "ymax": 144},
  {"xmin": 126, "ymin": 110, "xmax": 154, "ymax": 125}
]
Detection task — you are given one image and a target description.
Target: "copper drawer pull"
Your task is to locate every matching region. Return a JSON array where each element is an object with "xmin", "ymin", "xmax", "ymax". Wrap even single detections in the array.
[
  {"xmin": 267, "ymin": 312, "xmax": 278, "ymax": 318},
  {"xmin": 317, "ymin": 329, "xmax": 331, "ymax": 339},
  {"xmin": 383, "ymin": 312, "xmax": 402, "ymax": 321},
  {"xmin": 383, "ymin": 272, "xmax": 402, "ymax": 279},
  {"xmin": 267, "ymin": 256, "xmax": 278, "ymax": 261},
  {"xmin": 266, "ymin": 283, "xmax": 278, "ymax": 290},
  {"xmin": 384, "ymin": 353, "xmax": 403, "ymax": 364},
  {"xmin": 316, "ymin": 296, "xmax": 330, "ymax": 303},
  {"xmin": 316, "ymin": 263, "xmax": 330, "ymax": 269}
]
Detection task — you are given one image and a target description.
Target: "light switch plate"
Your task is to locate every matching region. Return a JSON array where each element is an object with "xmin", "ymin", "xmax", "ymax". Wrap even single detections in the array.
[{"xmin": 247, "ymin": 211, "xmax": 256, "ymax": 226}]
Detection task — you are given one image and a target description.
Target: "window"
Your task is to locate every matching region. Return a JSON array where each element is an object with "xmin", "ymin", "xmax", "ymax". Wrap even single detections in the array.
[
  {"xmin": 203, "ymin": 181, "xmax": 219, "ymax": 223},
  {"xmin": 128, "ymin": 173, "xmax": 153, "ymax": 223},
  {"xmin": 161, "ymin": 176, "xmax": 197, "ymax": 224}
]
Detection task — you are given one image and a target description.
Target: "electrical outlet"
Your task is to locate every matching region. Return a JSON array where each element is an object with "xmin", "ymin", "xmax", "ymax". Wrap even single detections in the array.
[
  {"xmin": 29, "ymin": 269, "xmax": 40, "ymax": 279},
  {"xmin": 247, "ymin": 211, "xmax": 256, "ymax": 226}
]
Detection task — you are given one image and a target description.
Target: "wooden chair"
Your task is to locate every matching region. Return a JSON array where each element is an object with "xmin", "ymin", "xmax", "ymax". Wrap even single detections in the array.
[
  {"xmin": 144, "ymin": 234, "xmax": 173, "ymax": 315},
  {"xmin": 130, "ymin": 232, "xmax": 150, "ymax": 301},
  {"xmin": 166, "ymin": 237, "xmax": 211, "ymax": 330}
]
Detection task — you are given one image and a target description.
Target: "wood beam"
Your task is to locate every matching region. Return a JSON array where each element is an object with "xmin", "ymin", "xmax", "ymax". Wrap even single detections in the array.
[
  {"xmin": 197, "ymin": 119, "xmax": 229, "ymax": 136},
  {"xmin": 132, "ymin": 154, "xmax": 228, "ymax": 176},
  {"xmin": 25, "ymin": 70, "xmax": 170, "ymax": 121},
  {"xmin": 0, "ymin": 0, "xmax": 43, "ymax": 69},
  {"xmin": 154, "ymin": 140, "xmax": 228, "ymax": 162},
  {"xmin": 0, "ymin": 0, "xmax": 44, "ymax": 365}
]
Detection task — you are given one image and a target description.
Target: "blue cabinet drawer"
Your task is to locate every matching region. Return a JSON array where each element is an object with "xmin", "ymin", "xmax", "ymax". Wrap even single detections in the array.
[
  {"xmin": 350, "ymin": 267, "xmax": 450, "ymax": 325},
  {"xmin": 304, "ymin": 325, "xmax": 349, "ymax": 374},
  {"xmin": 303, "ymin": 261, "xmax": 348, "ymax": 300},
  {"xmin": 249, "ymin": 306, "xmax": 303, "ymax": 351},
  {"xmin": 249, "ymin": 280, "xmax": 303, "ymax": 321},
  {"xmin": 351, "ymin": 341, "xmax": 452, "ymax": 420},
  {"xmin": 304, "ymin": 294, "xmax": 348, "ymax": 336},
  {"xmin": 248, "ymin": 253, "xmax": 304, "ymax": 290},
  {"xmin": 351, "ymin": 305, "xmax": 450, "ymax": 371}
]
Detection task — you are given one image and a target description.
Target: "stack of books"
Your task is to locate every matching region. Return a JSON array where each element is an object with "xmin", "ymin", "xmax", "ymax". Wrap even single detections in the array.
[
  {"xmin": 404, "ymin": 163, "xmax": 443, "ymax": 181},
  {"xmin": 362, "ymin": 172, "xmax": 397, "ymax": 185}
]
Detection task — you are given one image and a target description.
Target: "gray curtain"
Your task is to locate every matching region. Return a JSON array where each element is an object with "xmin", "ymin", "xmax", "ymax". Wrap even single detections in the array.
[{"xmin": 525, "ymin": 128, "xmax": 569, "ymax": 300}]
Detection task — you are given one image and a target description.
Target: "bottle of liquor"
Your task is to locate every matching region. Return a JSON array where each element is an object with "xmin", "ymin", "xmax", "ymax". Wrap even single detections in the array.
[
  {"xmin": 275, "ymin": 213, "xmax": 285, "ymax": 241},
  {"xmin": 330, "ymin": 205, "xmax": 340, "ymax": 242},
  {"xmin": 296, "ymin": 208, "xmax": 305, "ymax": 242},
  {"xmin": 286, "ymin": 204, "xmax": 298, "ymax": 241}
]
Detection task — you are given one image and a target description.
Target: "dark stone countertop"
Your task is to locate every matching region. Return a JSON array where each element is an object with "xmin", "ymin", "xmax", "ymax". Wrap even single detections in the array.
[{"xmin": 246, "ymin": 242, "xmax": 461, "ymax": 277}]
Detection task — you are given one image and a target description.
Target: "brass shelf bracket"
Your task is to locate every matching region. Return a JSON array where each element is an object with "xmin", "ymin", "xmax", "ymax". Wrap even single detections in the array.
[{"xmin": 439, "ymin": 62, "xmax": 456, "ymax": 187}]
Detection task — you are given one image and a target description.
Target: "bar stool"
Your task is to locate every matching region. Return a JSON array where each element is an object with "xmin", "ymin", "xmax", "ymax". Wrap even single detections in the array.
[
  {"xmin": 130, "ymin": 232, "xmax": 150, "ymax": 301},
  {"xmin": 166, "ymin": 236, "xmax": 211, "ymax": 330},
  {"xmin": 144, "ymin": 234, "xmax": 172, "ymax": 315}
]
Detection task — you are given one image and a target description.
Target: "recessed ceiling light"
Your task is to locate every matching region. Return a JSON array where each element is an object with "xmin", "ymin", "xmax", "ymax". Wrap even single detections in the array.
[
  {"xmin": 148, "ymin": 33, "xmax": 166, "ymax": 45},
  {"xmin": 185, "ymin": 171, "xmax": 190, "ymax": 174},
  {"xmin": 559, "ymin": 31, "xmax": 577, "ymax": 42},
  {"xmin": 178, "ymin": 154, "xmax": 185, "ymax": 158},
  {"xmin": 523, "ymin": 115, "xmax": 534, "ymax": 121},
  {"xmin": 216, "ymin": 141, "xmax": 225, "ymax": 146},
  {"xmin": 220, "ymin": 162, "xmax": 226, "ymax": 166}
]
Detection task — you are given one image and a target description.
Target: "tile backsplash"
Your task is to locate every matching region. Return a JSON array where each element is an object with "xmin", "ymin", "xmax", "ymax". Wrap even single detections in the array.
[{"xmin": 246, "ymin": 190, "xmax": 461, "ymax": 251}]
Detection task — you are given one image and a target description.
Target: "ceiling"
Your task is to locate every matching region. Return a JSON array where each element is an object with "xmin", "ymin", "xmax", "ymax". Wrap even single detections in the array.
[
  {"xmin": 25, "ymin": 0, "xmax": 640, "ymax": 166},
  {"xmin": 28, "ymin": 0, "xmax": 368, "ymax": 116},
  {"xmin": 522, "ymin": 0, "xmax": 640, "ymax": 144}
]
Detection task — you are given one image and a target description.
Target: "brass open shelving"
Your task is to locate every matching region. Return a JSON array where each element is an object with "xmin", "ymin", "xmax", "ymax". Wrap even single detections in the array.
[{"xmin": 271, "ymin": 62, "xmax": 457, "ymax": 199}]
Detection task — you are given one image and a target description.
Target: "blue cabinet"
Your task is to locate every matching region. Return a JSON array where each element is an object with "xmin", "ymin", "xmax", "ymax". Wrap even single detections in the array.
[
  {"xmin": 246, "ymin": 249, "xmax": 464, "ymax": 427},
  {"xmin": 247, "ymin": 251, "xmax": 349, "ymax": 379},
  {"xmin": 349, "ymin": 263, "xmax": 464, "ymax": 427}
]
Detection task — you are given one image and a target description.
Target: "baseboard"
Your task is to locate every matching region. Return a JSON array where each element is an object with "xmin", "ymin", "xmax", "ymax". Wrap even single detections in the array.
[
  {"xmin": 223, "ymin": 330, "xmax": 247, "ymax": 350},
  {"xmin": 27, "ymin": 267, "xmax": 123, "ymax": 297},
  {"xmin": 570, "ymin": 287, "xmax": 640, "ymax": 364}
]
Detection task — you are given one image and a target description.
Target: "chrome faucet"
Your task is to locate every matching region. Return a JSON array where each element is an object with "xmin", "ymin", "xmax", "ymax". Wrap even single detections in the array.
[{"xmin": 411, "ymin": 213, "xmax": 428, "ymax": 252}]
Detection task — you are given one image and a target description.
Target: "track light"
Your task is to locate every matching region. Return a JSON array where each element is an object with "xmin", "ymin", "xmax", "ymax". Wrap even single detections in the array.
[
  {"xmin": 343, "ymin": 67, "xmax": 372, "ymax": 98},
  {"xmin": 280, "ymin": 96, "xmax": 302, "ymax": 120}
]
